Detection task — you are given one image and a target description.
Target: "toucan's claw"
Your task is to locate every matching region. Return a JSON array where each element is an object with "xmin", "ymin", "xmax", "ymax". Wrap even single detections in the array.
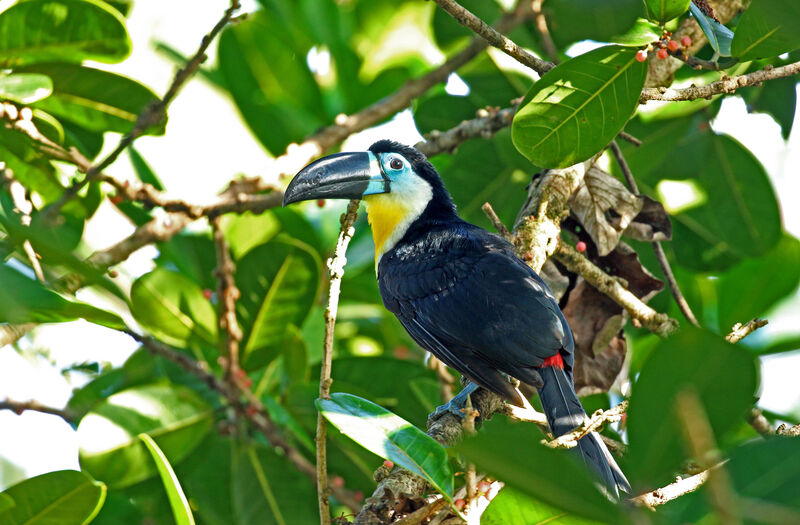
[{"xmin": 427, "ymin": 382, "xmax": 480, "ymax": 423}]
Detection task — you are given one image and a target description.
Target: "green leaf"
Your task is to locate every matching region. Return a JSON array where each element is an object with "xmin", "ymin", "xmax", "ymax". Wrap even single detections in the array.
[
  {"xmin": 716, "ymin": 234, "xmax": 800, "ymax": 332},
  {"xmin": 456, "ymin": 418, "xmax": 626, "ymax": 523},
  {"xmin": 174, "ymin": 433, "xmax": 234, "ymax": 525},
  {"xmin": 19, "ymin": 63, "xmax": 163, "ymax": 135},
  {"xmin": 545, "ymin": 0, "xmax": 644, "ymax": 48},
  {"xmin": 0, "ymin": 0, "xmax": 131, "ymax": 66},
  {"xmin": 611, "ymin": 18, "xmax": 662, "ymax": 46},
  {"xmin": 671, "ymin": 437, "xmax": 800, "ymax": 522},
  {"xmin": 235, "ymin": 237, "xmax": 321, "ymax": 370},
  {"xmin": 139, "ymin": 433, "xmax": 196, "ymax": 525},
  {"xmin": 512, "ymin": 45, "xmax": 647, "ymax": 169},
  {"xmin": 689, "ymin": 2, "xmax": 733, "ymax": 56},
  {"xmin": 78, "ymin": 384, "xmax": 213, "ymax": 488},
  {"xmin": 130, "ymin": 267, "xmax": 218, "ymax": 350},
  {"xmin": 221, "ymin": 208, "xmax": 323, "ymax": 259},
  {"xmin": 626, "ymin": 327, "xmax": 758, "ymax": 488},
  {"xmin": 218, "ymin": 9, "xmax": 325, "ymax": 154},
  {"xmin": 0, "ymin": 73, "xmax": 52, "ymax": 103},
  {"xmin": 670, "ymin": 134, "xmax": 782, "ymax": 271},
  {"xmin": 232, "ymin": 441, "xmax": 318, "ymax": 525},
  {"xmin": 482, "ymin": 487, "xmax": 601, "ymax": 525},
  {"xmin": 129, "ymin": 147, "xmax": 165, "ymax": 190},
  {"xmin": 0, "ymin": 470, "xmax": 106, "ymax": 525},
  {"xmin": 0, "ymin": 493, "xmax": 13, "ymax": 515},
  {"xmin": 154, "ymin": 233, "xmax": 217, "ymax": 291},
  {"xmin": 318, "ymin": 392, "xmax": 454, "ymax": 501},
  {"xmin": 0, "ymin": 126, "xmax": 62, "ymax": 202},
  {"xmin": 643, "ymin": 0, "xmax": 691, "ymax": 24},
  {"xmin": 0, "ymin": 261, "xmax": 124, "ymax": 329},
  {"xmin": 732, "ymin": 0, "xmax": 800, "ymax": 60}
]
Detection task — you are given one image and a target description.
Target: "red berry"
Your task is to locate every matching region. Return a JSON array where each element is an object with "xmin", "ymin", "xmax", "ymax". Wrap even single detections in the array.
[
  {"xmin": 667, "ymin": 40, "xmax": 679, "ymax": 52},
  {"xmin": 202, "ymin": 289, "xmax": 213, "ymax": 300},
  {"xmin": 383, "ymin": 460, "xmax": 394, "ymax": 469},
  {"xmin": 316, "ymin": 199, "xmax": 325, "ymax": 208},
  {"xmin": 576, "ymin": 241, "xmax": 587, "ymax": 253},
  {"xmin": 241, "ymin": 376, "xmax": 253, "ymax": 389},
  {"xmin": 392, "ymin": 346, "xmax": 409, "ymax": 359},
  {"xmin": 681, "ymin": 36, "xmax": 692, "ymax": 47},
  {"xmin": 656, "ymin": 48, "xmax": 668, "ymax": 59},
  {"xmin": 477, "ymin": 480, "xmax": 491, "ymax": 494},
  {"xmin": 354, "ymin": 491, "xmax": 364, "ymax": 502},
  {"xmin": 245, "ymin": 404, "xmax": 259, "ymax": 417},
  {"xmin": 454, "ymin": 499, "xmax": 466, "ymax": 511},
  {"xmin": 635, "ymin": 50, "xmax": 647, "ymax": 62},
  {"xmin": 332, "ymin": 476, "xmax": 345, "ymax": 488},
  {"xmin": 110, "ymin": 194, "xmax": 124, "ymax": 205}
]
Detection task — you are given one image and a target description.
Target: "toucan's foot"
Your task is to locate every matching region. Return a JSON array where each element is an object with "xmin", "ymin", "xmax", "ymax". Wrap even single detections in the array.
[{"xmin": 428, "ymin": 382, "xmax": 480, "ymax": 423}]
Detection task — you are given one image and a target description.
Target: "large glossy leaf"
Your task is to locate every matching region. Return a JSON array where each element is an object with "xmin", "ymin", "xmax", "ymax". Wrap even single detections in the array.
[
  {"xmin": 689, "ymin": 2, "xmax": 733, "ymax": 57},
  {"xmin": 174, "ymin": 433, "xmax": 234, "ymax": 525},
  {"xmin": 456, "ymin": 418, "xmax": 626, "ymax": 523},
  {"xmin": 235, "ymin": 237, "xmax": 320, "ymax": 370},
  {"xmin": 221, "ymin": 208, "xmax": 323, "ymax": 259},
  {"xmin": 626, "ymin": 327, "xmax": 758, "ymax": 489},
  {"xmin": 482, "ymin": 487, "xmax": 600, "ymax": 525},
  {"xmin": 0, "ymin": 262, "xmax": 124, "ymax": 329},
  {"xmin": 545, "ymin": 0, "xmax": 643, "ymax": 47},
  {"xmin": 231, "ymin": 441, "xmax": 318, "ymax": 525},
  {"xmin": 0, "ymin": 0, "xmax": 131, "ymax": 66},
  {"xmin": 78, "ymin": 384, "xmax": 213, "ymax": 488},
  {"xmin": 0, "ymin": 470, "xmax": 106, "ymax": 525},
  {"xmin": 318, "ymin": 392, "xmax": 454, "ymax": 501},
  {"xmin": 0, "ymin": 73, "xmax": 52, "ymax": 103},
  {"xmin": 732, "ymin": 0, "xmax": 800, "ymax": 60},
  {"xmin": 643, "ymin": 0, "xmax": 691, "ymax": 24},
  {"xmin": 716, "ymin": 234, "xmax": 800, "ymax": 332},
  {"xmin": 130, "ymin": 267, "xmax": 218, "ymax": 350},
  {"xmin": 670, "ymin": 134, "xmax": 782, "ymax": 271},
  {"xmin": 139, "ymin": 433, "xmax": 195, "ymax": 525},
  {"xmin": 154, "ymin": 233, "xmax": 217, "ymax": 291},
  {"xmin": 742, "ymin": 75, "xmax": 797, "ymax": 140},
  {"xmin": 512, "ymin": 45, "xmax": 647, "ymax": 169},
  {"xmin": 19, "ymin": 63, "xmax": 163, "ymax": 135}
]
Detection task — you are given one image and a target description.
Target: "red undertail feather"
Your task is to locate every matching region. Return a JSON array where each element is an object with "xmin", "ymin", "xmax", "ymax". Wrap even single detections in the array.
[{"xmin": 541, "ymin": 353, "xmax": 564, "ymax": 369}]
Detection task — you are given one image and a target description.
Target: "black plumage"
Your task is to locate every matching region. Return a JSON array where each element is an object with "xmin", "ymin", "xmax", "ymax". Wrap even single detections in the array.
[{"xmin": 369, "ymin": 140, "xmax": 630, "ymax": 496}]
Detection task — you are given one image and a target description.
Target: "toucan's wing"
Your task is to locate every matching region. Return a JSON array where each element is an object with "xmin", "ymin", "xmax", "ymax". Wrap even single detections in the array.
[{"xmin": 378, "ymin": 224, "xmax": 573, "ymax": 400}]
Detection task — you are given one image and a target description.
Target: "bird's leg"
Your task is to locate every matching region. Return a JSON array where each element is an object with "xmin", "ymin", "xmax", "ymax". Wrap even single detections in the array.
[{"xmin": 428, "ymin": 381, "xmax": 480, "ymax": 421}]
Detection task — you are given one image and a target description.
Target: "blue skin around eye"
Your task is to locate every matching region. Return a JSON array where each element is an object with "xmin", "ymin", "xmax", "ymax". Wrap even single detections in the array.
[{"xmin": 363, "ymin": 152, "xmax": 410, "ymax": 195}]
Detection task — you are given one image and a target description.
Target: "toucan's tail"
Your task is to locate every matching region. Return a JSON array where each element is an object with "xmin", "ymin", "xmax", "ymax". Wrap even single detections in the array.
[{"xmin": 537, "ymin": 359, "xmax": 631, "ymax": 497}]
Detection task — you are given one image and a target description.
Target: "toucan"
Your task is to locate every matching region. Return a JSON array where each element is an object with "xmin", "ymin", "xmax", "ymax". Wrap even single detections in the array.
[{"xmin": 283, "ymin": 140, "xmax": 631, "ymax": 496}]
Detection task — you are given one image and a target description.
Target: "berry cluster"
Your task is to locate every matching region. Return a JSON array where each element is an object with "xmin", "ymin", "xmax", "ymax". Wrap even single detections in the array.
[{"xmin": 635, "ymin": 35, "xmax": 692, "ymax": 62}]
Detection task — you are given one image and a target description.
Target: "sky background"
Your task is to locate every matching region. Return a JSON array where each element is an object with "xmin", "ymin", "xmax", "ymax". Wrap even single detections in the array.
[{"xmin": 2, "ymin": 0, "xmax": 799, "ymax": 489}]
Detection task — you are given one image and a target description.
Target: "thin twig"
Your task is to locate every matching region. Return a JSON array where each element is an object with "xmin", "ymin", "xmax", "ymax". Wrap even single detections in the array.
[
  {"xmin": 432, "ymin": 0, "xmax": 553, "ymax": 75},
  {"xmin": 617, "ymin": 131, "xmax": 642, "ymax": 147},
  {"xmin": 0, "ymin": 399, "xmax": 75, "ymax": 421},
  {"xmin": 480, "ymin": 202, "xmax": 512, "ymax": 241},
  {"xmin": 211, "ymin": 216, "xmax": 243, "ymax": 383},
  {"xmin": 632, "ymin": 467, "xmax": 713, "ymax": 508},
  {"xmin": 746, "ymin": 408, "xmax": 775, "ymax": 437},
  {"xmin": 725, "ymin": 318, "xmax": 768, "ymax": 343},
  {"xmin": 45, "ymin": 0, "xmax": 243, "ymax": 217},
  {"xmin": 609, "ymin": 140, "xmax": 699, "ymax": 327},
  {"xmin": 545, "ymin": 400, "xmax": 627, "ymax": 449},
  {"xmin": 531, "ymin": 0, "xmax": 558, "ymax": 63},
  {"xmin": 317, "ymin": 200, "xmax": 360, "ymax": 525}
]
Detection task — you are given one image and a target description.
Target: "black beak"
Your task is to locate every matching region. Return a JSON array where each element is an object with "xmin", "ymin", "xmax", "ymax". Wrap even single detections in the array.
[{"xmin": 283, "ymin": 152, "xmax": 379, "ymax": 206}]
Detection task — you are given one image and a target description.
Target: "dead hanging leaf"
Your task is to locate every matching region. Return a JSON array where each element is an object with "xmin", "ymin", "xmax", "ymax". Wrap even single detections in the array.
[
  {"xmin": 623, "ymin": 196, "xmax": 672, "ymax": 242},
  {"xmin": 562, "ymin": 240, "xmax": 664, "ymax": 394},
  {"xmin": 539, "ymin": 259, "xmax": 571, "ymax": 303},
  {"xmin": 569, "ymin": 166, "xmax": 643, "ymax": 256}
]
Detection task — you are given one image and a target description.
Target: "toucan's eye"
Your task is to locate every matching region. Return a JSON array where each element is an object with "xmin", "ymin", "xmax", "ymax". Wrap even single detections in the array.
[{"xmin": 389, "ymin": 158, "xmax": 403, "ymax": 170}]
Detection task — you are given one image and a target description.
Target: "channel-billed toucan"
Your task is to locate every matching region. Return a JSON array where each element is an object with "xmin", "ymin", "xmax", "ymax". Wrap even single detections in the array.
[{"xmin": 283, "ymin": 140, "xmax": 630, "ymax": 496}]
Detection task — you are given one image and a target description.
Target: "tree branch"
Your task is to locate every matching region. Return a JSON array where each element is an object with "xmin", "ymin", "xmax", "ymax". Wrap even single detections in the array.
[
  {"xmin": 211, "ymin": 216, "xmax": 243, "ymax": 383},
  {"xmin": 317, "ymin": 200, "xmax": 360, "ymax": 525},
  {"xmin": 725, "ymin": 318, "xmax": 768, "ymax": 343},
  {"xmin": 431, "ymin": 0, "xmax": 553, "ymax": 76},
  {"xmin": 641, "ymin": 61, "xmax": 800, "ymax": 102},
  {"xmin": 545, "ymin": 400, "xmax": 627, "ymax": 449}
]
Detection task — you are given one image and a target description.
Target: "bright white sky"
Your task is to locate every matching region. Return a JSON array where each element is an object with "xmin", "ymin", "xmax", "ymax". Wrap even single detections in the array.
[{"xmin": 2, "ymin": 0, "xmax": 800, "ymax": 489}]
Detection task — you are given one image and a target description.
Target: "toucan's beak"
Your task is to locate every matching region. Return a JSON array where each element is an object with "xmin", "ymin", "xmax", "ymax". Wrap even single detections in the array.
[{"xmin": 283, "ymin": 151, "xmax": 388, "ymax": 206}]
